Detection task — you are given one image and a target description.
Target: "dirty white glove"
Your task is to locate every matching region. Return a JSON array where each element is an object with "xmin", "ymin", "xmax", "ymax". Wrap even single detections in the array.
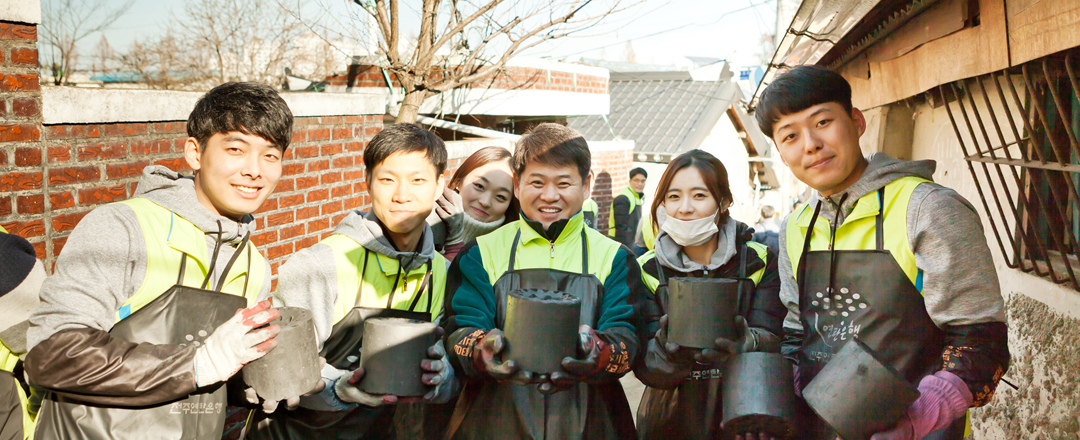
[
  {"xmin": 333, "ymin": 368, "xmax": 398, "ymax": 407},
  {"xmin": 422, "ymin": 339, "xmax": 458, "ymax": 403},
  {"xmin": 194, "ymin": 299, "xmax": 280, "ymax": 387}
]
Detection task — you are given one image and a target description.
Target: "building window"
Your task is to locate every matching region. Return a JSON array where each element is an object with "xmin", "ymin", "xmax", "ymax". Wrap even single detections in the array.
[{"xmin": 941, "ymin": 48, "xmax": 1080, "ymax": 290}]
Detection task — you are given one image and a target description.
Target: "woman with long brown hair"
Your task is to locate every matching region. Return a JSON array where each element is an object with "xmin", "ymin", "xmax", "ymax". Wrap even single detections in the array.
[
  {"xmin": 430, "ymin": 146, "xmax": 519, "ymax": 261},
  {"xmin": 633, "ymin": 149, "xmax": 787, "ymax": 440}
]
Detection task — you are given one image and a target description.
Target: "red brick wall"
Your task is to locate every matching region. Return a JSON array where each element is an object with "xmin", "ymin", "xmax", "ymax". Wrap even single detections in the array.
[
  {"xmin": 590, "ymin": 148, "xmax": 632, "ymax": 230},
  {"xmin": 327, "ymin": 65, "xmax": 608, "ymax": 94},
  {"xmin": 2, "ymin": 111, "xmax": 384, "ymax": 278},
  {"xmin": 0, "ymin": 20, "xmax": 43, "ymax": 254}
]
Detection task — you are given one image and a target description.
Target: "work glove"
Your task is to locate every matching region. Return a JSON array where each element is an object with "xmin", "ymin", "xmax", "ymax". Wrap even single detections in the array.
[
  {"xmin": 333, "ymin": 368, "xmax": 399, "ymax": 407},
  {"xmin": 195, "ymin": 299, "xmax": 280, "ymax": 387},
  {"xmin": 871, "ymin": 371, "xmax": 973, "ymax": 440},
  {"xmin": 695, "ymin": 316, "xmax": 758, "ymax": 366},
  {"xmin": 421, "ymin": 336, "xmax": 459, "ymax": 404},
  {"xmin": 435, "ymin": 187, "xmax": 465, "ymax": 244},
  {"xmin": 246, "ymin": 357, "xmax": 328, "ymax": 413},
  {"xmin": 468, "ymin": 328, "xmax": 521, "ymax": 380},
  {"xmin": 544, "ymin": 325, "xmax": 631, "ymax": 394}
]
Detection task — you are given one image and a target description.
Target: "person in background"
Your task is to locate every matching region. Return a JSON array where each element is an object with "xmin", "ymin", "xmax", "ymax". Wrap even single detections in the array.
[
  {"xmin": 430, "ymin": 146, "xmax": 519, "ymax": 261},
  {"xmin": 610, "ymin": 167, "xmax": 647, "ymax": 248},
  {"xmin": 633, "ymin": 149, "xmax": 786, "ymax": 440},
  {"xmin": 250, "ymin": 123, "xmax": 454, "ymax": 439},
  {"xmin": 751, "ymin": 205, "xmax": 780, "ymax": 256},
  {"xmin": 0, "ymin": 227, "xmax": 45, "ymax": 440},
  {"xmin": 758, "ymin": 65, "xmax": 1009, "ymax": 440},
  {"xmin": 443, "ymin": 123, "xmax": 644, "ymax": 440},
  {"xmin": 24, "ymin": 82, "xmax": 296, "ymax": 440},
  {"xmin": 581, "ymin": 196, "xmax": 601, "ymax": 231}
]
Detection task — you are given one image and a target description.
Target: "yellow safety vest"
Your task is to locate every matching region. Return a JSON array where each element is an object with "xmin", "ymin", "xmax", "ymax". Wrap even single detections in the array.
[
  {"xmin": 477, "ymin": 213, "xmax": 623, "ymax": 285},
  {"xmin": 636, "ymin": 241, "xmax": 769, "ymax": 293},
  {"xmin": 786, "ymin": 176, "xmax": 925, "ymax": 288},
  {"xmin": 114, "ymin": 197, "xmax": 266, "ymax": 321},
  {"xmin": 608, "ymin": 187, "xmax": 643, "ymax": 237},
  {"xmin": 320, "ymin": 234, "xmax": 447, "ymax": 325}
]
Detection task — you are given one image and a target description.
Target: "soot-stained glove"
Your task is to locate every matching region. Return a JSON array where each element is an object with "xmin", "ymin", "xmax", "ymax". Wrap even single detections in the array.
[
  {"xmin": 695, "ymin": 316, "xmax": 759, "ymax": 366},
  {"xmin": 559, "ymin": 325, "xmax": 632, "ymax": 383},
  {"xmin": 333, "ymin": 368, "xmax": 399, "ymax": 407},
  {"xmin": 870, "ymin": 371, "xmax": 973, "ymax": 440},
  {"xmin": 421, "ymin": 338, "xmax": 459, "ymax": 404},
  {"xmin": 436, "ymin": 187, "xmax": 465, "ymax": 244},
  {"xmin": 195, "ymin": 299, "xmax": 280, "ymax": 387},
  {"xmin": 468, "ymin": 329, "xmax": 521, "ymax": 380}
]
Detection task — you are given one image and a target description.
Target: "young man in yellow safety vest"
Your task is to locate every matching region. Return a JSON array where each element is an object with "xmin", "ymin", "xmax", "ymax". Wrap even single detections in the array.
[
  {"xmin": 24, "ymin": 82, "xmax": 299, "ymax": 440},
  {"xmin": 0, "ymin": 226, "xmax": 45, "ymax": 439},
  {"xmin": 442, "ymin": 123, "xmax": 645, "ymax": 440},
  {"xmin": 247, "ymin": 123, "xmax": 454, "ymax": 439},
  {"xmin": 609, "ymin": 167, "xmax": 646, "ymax": 248},
  {"xmin": 757, "ymin": 65, "xmax": 1009, "ymax": 440}
]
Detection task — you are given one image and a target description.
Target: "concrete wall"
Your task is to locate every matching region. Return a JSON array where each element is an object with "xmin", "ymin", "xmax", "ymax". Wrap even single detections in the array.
[{"xmin": 896, "ymin": 82, "xmax": 1080, "ymax": 439}]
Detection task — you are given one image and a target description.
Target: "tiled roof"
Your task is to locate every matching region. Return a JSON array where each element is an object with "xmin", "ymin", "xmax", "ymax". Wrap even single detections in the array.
[{"xmin": 568, "ymin": 72, "xmax": 739, "ymax": 157}]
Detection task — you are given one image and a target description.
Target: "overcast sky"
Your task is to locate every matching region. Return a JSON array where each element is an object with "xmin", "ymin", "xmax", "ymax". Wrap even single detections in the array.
[{"xmin": 78, "ymin": 0, "xmax": 778, "ymax": 69}]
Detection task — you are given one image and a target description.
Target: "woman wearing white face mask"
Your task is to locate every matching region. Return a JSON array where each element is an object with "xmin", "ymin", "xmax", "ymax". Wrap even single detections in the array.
[{"xmin": 633, "ymin": 149, "xmax": 787, "ymax": 440}]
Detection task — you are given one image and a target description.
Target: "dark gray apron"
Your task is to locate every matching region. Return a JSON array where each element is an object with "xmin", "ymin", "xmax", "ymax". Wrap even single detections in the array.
[
  {"xmin": 636, "ymin": 246, "xmax": 753, "ymax": 440},
  {"xmin": 795, "ymin": 190, "xmax": 963, "ymax": 440},
  {"xmin": 447, "ymin": 228, "xmax": 634, "ymax": 440},
  {"xmin": 249, "ymin": 249, "xmax": 433, "ymax": 440},
  {"xmin": 34, "ymin": 235, "xmax": 254, "ymax": 440}
]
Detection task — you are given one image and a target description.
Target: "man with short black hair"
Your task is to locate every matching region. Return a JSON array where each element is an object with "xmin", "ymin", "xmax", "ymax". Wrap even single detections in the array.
[
  {"xmin": 757, "ymin": 65, "xmax": 1009, "ymax": 440},
  {"xmin": 26, "ymin": 82, "xmax": 294, "ymax": 439},
  {"xmin": 610, "ymin": 167, "xmax": 647, "ymax": 249},
  {"xmin": 249, "ymin": 123, "xmax": 455, "ymax": 439},
  {"xmin": 443, "ymin": 123, "xmax": 643, "ymax": 440}
]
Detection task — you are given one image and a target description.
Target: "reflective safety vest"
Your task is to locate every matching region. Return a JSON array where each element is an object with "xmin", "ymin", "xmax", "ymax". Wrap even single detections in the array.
[
  {"xmin": 320, "ymin": 234, "xmax": 446, "ymax": 325},
  {"xmin": 0, "ymin": 339, "xmax": 33, "ymax": 439},
  {"xmin": 640, "ymin": 212, "xmax": 656, "ymax": 251},
  {"xmin": 785, "ymin": 176, "xmax": 925, "ymax": 288},
  {"xmin": 581, "ymin": 198, "xmax": 600, "ymax": 230},
  {"xmin": 637, "ymin": 241, "xmax": 769, "ymax": 293},
  {"xmin": 608, "ymin": 186, "xmax": 643, "ymax": 237},
  {"xmin": 113, "ymin": 197, "xmax": 266, "ymax": 321},
  {"xmin": 477, "ymin": 213, "xmax": 623, "ymax": 286}
]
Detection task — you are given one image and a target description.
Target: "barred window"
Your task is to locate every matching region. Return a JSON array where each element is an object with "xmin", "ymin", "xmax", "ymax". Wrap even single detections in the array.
[{"xmin": 941, "ymin": 48, "xmax": 1080, "ymax": 290}]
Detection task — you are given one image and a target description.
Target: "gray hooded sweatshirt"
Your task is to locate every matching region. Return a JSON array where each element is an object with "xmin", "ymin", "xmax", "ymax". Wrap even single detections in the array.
[
  {"xmin": 28, "ymin": 165, "xmax": 271, "ymax": 351},
  {"xmin": 778, "ymin": 153, "xmax": 1007, "ymax": 335},
  {"xmin": 24, "ymin": 166, "xmax": 272, "ymax": 408}
]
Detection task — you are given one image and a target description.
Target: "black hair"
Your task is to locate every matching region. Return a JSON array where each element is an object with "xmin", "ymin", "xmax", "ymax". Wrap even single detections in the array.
[
  {"xmin": 363, "ymin": 123, "xmax": 447, "ymax": 179},
  {"xmin": 755, "ymin": 65, "xmax": 853, "ymax": 137},
  {"xmin": 629, "ymin": 167, "xmax": 647, "ymax": 179},
  {"xmin": 513, "ymin": 123, "xmax": 590, "ymax": 181},
  {"xmin": 187, "ymin": 82, "xmax": 294, "ymax": 151}
]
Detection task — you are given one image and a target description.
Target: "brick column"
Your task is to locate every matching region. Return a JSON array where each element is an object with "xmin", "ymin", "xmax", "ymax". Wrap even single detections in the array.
[{"xmin": 0, "ymin": 16, "xmax": 44, "ymax": 257}]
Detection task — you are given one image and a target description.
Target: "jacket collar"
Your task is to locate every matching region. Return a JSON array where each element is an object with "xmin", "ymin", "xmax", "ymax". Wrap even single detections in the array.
[{"xmin": 519, "ymin": 210, "xmax": 586, "ymax": 245}]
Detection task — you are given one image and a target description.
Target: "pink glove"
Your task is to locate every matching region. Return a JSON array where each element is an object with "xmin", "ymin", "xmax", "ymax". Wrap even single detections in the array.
[{"xmin": 870, "ymin": 371, "xmax": 972, "ymax": 440}]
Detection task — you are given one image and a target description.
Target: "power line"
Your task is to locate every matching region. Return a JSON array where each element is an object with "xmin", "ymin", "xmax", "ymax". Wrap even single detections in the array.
[{"xmin": 544, "ymin": 0, "xmax": 774, "ymax": 59}]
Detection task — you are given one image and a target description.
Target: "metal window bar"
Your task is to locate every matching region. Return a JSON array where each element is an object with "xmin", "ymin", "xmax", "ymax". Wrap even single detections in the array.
[{"xmin": 940, "ymin": 48, "xmax": 1080, "ymax": 290}]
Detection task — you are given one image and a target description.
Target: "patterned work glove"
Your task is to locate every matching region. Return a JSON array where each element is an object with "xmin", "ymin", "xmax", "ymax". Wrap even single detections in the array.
[{"xmin": 435, "ymin": 187, "xmax": 465, "ymax": 244}]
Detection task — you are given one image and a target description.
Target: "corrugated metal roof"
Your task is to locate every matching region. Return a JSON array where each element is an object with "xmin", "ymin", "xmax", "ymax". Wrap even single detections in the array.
[{"xmin": 569, "ymin": 76, "xmax": 738, "ymax": 157}]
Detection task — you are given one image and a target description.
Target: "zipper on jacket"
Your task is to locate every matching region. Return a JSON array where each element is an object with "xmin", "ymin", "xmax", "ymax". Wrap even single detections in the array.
[{"xmin": 550, "ymin": 241, "xmax": 555, "ymax": 258}]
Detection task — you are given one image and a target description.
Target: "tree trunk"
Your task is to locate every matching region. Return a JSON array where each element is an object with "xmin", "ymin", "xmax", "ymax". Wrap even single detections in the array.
[{"xmin": 396, "ymin": 89, "xmax": 427, "ymax": 124}]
